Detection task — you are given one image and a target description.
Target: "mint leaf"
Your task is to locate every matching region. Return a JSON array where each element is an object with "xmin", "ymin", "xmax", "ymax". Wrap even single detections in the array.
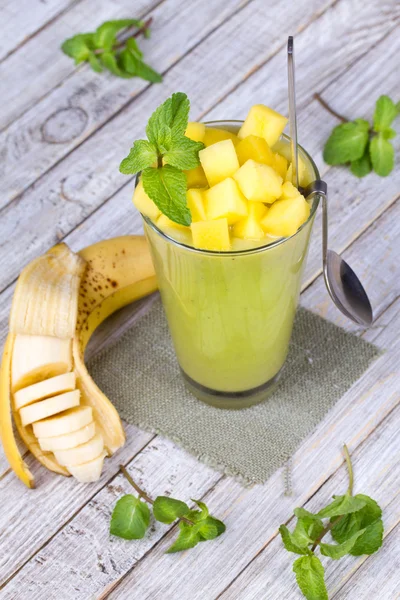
[
  {"xmin": 293, "ymin": 517, "xmax": 324, "ymax": 547},
  {"xmin": 323, "ymin": 120, "xmax": 369, "ymax": 165},
  {"xmin": 198, "ymin": 516, "xmax": 226, "ymax": 541},
  {"xmin": 293, "ymin": 555, "xmax": 328, "ymax": 600},
  {"xmin": 279, "ymin": 525, "xmax": 309, "ymax": 555},
  {"xmin": 185, "ymin": 499, "xmax": 209, "ymax": 522},
  {"xmin": 373, "ymin": 95, "xmax": 399, "ymax": 132},
  {"xmin": 93, "ymin": 19, "xmax": 143, "ymax": 50},
  {"xmin": 331, "ymin": 494, "xmax": 382, "ymax": 544},
  {"xmin": 142, "ymin": 165, "xmax": 191, "ymax": 225},
  {"xmin": 61, "ymin": 34, "xmax": 94, "ymax": 63},
  {"xmin": 166, "ymin": 521, "xmax": 201, "ymax": 553},
  {"xmin": 294, "ymin": 508, "xmax": 321, "ymax": 521},
  {"xmin": 126, "ymin": 37, "xmax": 143, "ymax": 58},
  {"xmin": 153, "ymin": 496, "xmax": 189, "ymax": 524},
  {"xmin": 351, "ymin": 145, "xmax": 372, "ymax": 177},
  {"xmin": 163, "ymin": 136, "xmax": 204, "ymax": 170},
  {"xmin": 110, "ymin": 494, "xmax": 150, "ymax": 540},
  {"xmin": 350, "ymin": 518, "xmax": 384, "ymax": 556},
  {"xmin": 119, "ymin": 140, "xmax": 158, "ymax": 174},
  {"xmin": 317, "ymin": 494, "xmax": 366, "ymax": 519},
  {"xmin": 100, "ymin": 52, "xmax": 131, "ymax": 78},
  {"xmin": 120, "ymin": 49, "xmax": 162, "ymax": 83},
  {"xmin": 146, "ymin": 92, "xmax": 190, "ymax": 148},
  {"xmin": 320, "ymin": 528, "xmax": 365, "ymax": 559},
  {"xmin": 88, "ymin": 52, "xmax": 103, "ymax": 73},
  {"xmin": 370, "ymin": 133, "xmax": 395, "ymax": 176},
  {"xmin": 382, "ymin": 128, "xmax": 397, "ymax": 140}
]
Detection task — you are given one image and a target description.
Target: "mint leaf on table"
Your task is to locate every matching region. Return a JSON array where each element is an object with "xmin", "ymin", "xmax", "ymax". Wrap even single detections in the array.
[
  {"xmin": 323, "ymin": 119, "xmax": 370, "ymax": 165},
  {"xmin": 350, "ymin": 146, "xmax": 372, "ymax": 177},
  {"xmin": 198, "ymin": 516, "xmax": 226, "ymax": 541},
  {"xmin": 61, "ymin": 18, "xmax": 161, "ymax": 82},
  {"xmin": 279, "ymin": 525, "xmax": 309, "ymax": 555},
  {"xmin": 142, "ymin": 165, "xmax": 191, "ymax": 225},
  {"xmin": 317, "ymin": 494, "xmax": 366, "ymax": 518},
  {"xmin": 185, "ymin": 499, "xmax": 209, "ymax": 522},
  {"xmin": 153, "ymin": 496, "xmax": 190, "ymax": 524},
  {"xmin": 373, "ymin": 95, "xmax": 399, "ymax": 132},
  {"xmin": 110, "ymin": 494, "xmax": 151, "ymax": 540},
  {"xmin": 166, "ymin": 521, "xmax": 202, "ymax": 553},
  {"xmin": 319, "ymin": 529, "xmax": 365, "ymax": 559},
  {"xmin": 369, "ymin": 133, "xmax": 395, "ymax": 176},
  {"xmin": 293, "ymin": 555, "xmax": 328, "ymax": 600},
  {"xmin": 292, "ymin": 516, "xmax": 325, "ymax": 547}
]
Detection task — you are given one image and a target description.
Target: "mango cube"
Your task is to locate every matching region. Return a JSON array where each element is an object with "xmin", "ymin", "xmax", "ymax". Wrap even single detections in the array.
[
  {"xmin": 185, "ymin": 121, "xmax": 206, "ymax": 142},
  {"xmin": 187, "ymin": 188, "xmax": 207, "ymax": 222},
  {"xmin": 191, "ymin": 218, "xmax": 231, "ymax": 251},
  {"xmin": 234, "ymin": 159, "xmax": 282, "ymax": 203},
  {"xmin": 185, "ymin": 165, "xmax": 208, "ymax": 188},
  {"xmin": 261, "ymin": 195, "xmax": 310, "ymax": 237},
  {"xmin": 233, "ymin": 202, "xmax": 267, "ymax": 240},
  {"xmin": 235, "ymin": 135, "xmax": 275, "ymax": 167},
  {"xmin": 205, "ymin": 177, "xmax": 248, "ymax": 224},
  {"xmin": 273, "ymin": 153, "xmax": 288, "ymax": 179},
  {"xmin": 203, "ymin": 127, "xmax": 239, "ymax": 147},
  {"xmin": 286, "ymin": 157, "xmax": 312, "ymax": 187},
  {"xmin": 199, "ymin": 139, "xmax": 240, "ymax": 187},
  {"xmin": 238, "ymin": 105, "xmax": 288, "ymax": 147},
  {"xmin": 133, "ymin": 180, "xmax": 160, "ymax": 219},
  {"xmin": 157, "ymin": 214, "xmax": 188, "ymax": 231},
  {"xmin": 280, "ymin": 181, "xmax": 301, "ymax": 199}
]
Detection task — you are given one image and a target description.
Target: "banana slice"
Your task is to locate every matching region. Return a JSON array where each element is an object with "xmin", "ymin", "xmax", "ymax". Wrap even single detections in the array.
[
  {"xmin": 13, "ymin": 372, "xmax": 76, "ymax": 410},
  {"xmin": 67, "ymin": 451, "xmax": 107, "ymax": 483},
  {"xmin": 38, "ymin": 421, "xmax": 96, "ymax": 452},
  {"xmin": 32, "ymin": 405, "xmax": 92, "ymax": 439},
  {"xmin": 54, "ymin": 432, "xmax": 104, "ymax": 466},
  {"xmin": 12, "ymin": 335, "xmax": 72, "ymax": 392},
  {"xmin": 20, "ymin": 390, "xmax": 80, "ymax": 426}
]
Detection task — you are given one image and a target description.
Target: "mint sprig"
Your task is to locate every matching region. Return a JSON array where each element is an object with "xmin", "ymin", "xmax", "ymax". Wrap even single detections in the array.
[
  {"xmin": 110, "ymin": 465, "xmax": 226, "ymax": 553},
  {"xmin": 319, "ymin": 94, "xmax": 399, "ymax": 177},
  {"xmin": 61, "ymin": 18, "xmax": 162, "ymax": 82},
  {"xmin": 119, "ymin": 92, "xmax": 204, "ymax": 225},
  {"xmin": 280, "ymin": 445, "xmax": 384, "ymax": 600}
]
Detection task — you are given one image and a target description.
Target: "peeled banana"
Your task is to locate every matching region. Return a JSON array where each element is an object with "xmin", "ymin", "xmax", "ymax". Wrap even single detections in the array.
[{"xmin": 0, "ymin": 236, "xmax": 157, "ymax": 487}]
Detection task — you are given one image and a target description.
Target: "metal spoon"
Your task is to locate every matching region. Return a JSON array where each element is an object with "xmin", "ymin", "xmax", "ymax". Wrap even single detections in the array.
[{"xmin": 287, "ymin": 37, "xmax": 373, "ymax": 326}]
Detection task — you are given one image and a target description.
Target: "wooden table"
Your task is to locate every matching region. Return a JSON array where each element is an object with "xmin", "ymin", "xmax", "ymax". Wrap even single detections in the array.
[{"xmin": 1, "ymin": 1, "xmax": 399, "ymax": 598}]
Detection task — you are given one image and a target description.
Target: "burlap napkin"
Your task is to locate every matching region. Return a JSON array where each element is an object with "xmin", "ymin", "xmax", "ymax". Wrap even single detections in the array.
[{"xmin": 89, "ymin": 296, "xmax": 380, "ymax": 485}]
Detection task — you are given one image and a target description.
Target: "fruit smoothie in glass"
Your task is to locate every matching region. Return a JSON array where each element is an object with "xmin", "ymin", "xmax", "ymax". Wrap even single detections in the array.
[{"xmin": 129, "ymin": 101, "xmax": 321, "ymax": 408}]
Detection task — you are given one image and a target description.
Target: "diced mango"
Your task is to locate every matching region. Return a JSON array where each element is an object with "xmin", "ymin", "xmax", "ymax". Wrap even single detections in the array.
[
  {"xmin": 187, "ymin": 188, "xmax": 207, "ymax": 222},
  {"xmin": 205, "ymin": 178, "xmax": 248, "ymax": 224},
  {"xmin": 191, "ymin": 218, "xmax": 231, "ymax": 251},
  {"xmin": 273, "ymin": 153, "xmax": 288, "ymax": 179},
  {"xmin": 286, "ymin": 157, "xmax": 312, "ymax": 187},
  {"xmin": 157, "ymin": 214, "xmax": 188, "ymax": 231},
  {"xmin": 233, "ymin": 202, "xmax": 267, "ymax": 240},
  {"xmin": 280, "ymin": 181, "xmax": 301, "ymax": 200},
  {"xmin": 203, "ymin": 127, "xmax": 239, "ymax": 147},
  {"xmin": 133, "ymin": 180, "xmax": 160, "ymax": 219},
  {"xmin": 185, "ymin": 122, "xmax": 206, "ymax": 142},
  {"xmin": 238, "ymin": 104, "xmax": 288, "ymax": 146},
  {"xmin": 199, "ymin": 139, "xmax": 240, "ymax": 187},
  {"xmin": 261, "ymin": 195, "xmax": 310, "ymax": 237},
  {"xmin": 234, "ymin": 159, "xmax": 282, "ymax": 203},
  {"xmin": 185, "ymin": 165, "xmax": 208, "ymax": 188},
  {"xmin": 156, "ymin": 215, "xmax": 192, "ymax": 245},
  {"xmin": 235, "ymin": 135, "xmax": 275, "ymax": 167}
]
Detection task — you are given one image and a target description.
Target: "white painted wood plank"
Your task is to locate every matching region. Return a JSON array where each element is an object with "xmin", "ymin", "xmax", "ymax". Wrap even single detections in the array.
[
  {"xmin": 0, "ymin": 0, "xmax": 76, "ymax": 62},
  {"xmin": 0, "ymin": 0, "xmax": 248, "ymax": 200},
  {"xmin": 0, "ymin": 437, "xmax": 221, "ymax": 599},
  {"xmin": 0, "ymin": 5, "xmax": 398, "ymax": 295},
  {"xmin": 0, "ymin": 0, "xmax": 162, "ymax": 131},
  {"xmin": 217, "ymin": 403, "xmax": 400, "ymax": 599}
]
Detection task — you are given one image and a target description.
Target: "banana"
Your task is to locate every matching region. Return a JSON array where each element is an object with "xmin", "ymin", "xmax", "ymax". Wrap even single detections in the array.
[{"xmin": 0, "ymin": 235, "xmax": 157, "ymax": 487}]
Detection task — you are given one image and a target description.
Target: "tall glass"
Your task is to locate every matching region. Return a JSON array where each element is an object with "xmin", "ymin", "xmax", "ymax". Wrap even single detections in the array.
[{"xmin": 141, "ymin": 122, "xmax": 321, "ymax": 409}]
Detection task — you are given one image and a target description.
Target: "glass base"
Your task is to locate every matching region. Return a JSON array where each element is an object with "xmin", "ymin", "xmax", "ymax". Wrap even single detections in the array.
[{"xmin": 181, "ymin": 369, "xmax": 282, "ymax": 409}]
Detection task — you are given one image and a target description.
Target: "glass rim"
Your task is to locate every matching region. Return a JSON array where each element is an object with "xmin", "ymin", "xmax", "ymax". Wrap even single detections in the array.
[{"xmin": 138, "ymin": 123, "xmax": 321, "ymax": 257}]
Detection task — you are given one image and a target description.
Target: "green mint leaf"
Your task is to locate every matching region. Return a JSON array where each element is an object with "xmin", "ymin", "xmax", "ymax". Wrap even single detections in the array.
[
  {"xmin": 320, "ymin": 528, "xmax": 365, "ymax": 559},
  {"xmin": 373, "ymin": 95, "xmax": 399, "ymax": 132},
  {"xmin": 120, "ymin": 49, "xmax": 162, "ymax": 83},
  {"xmin": 279, "ymin": 525, "xmax": 309, "ymax": 555},
  {"xmin": 185, "ymin": 499, "xmax": 209, "ymax": 522},
  {"xmin": 350, "ymin": 518, "xmax": 384, "ymax": 556},
  {"xmin": 317, "ymin": 494, "xmax": 366, "ymax": 519},
  {"xmin": 119, "ymin": 140, "xmax": 158, "ymax": 174},
  {"xmin": 126, "ymin": 37, "xmax": 143, "ymax": 59},
  {"xmin": 88, "ymin": 52, "xmax": 103, "ymax": 73},
  {"xmin": 163, "ymin": 136, "xmax": 204, "ymax": 170},
  {"xmin": 293, "ymin": 517, "xmax": 324, "ymax": 547},
  {"xmin": 153, "ymin": 496, "xmax": 189, "ymax": 524},
  {"xmin": 323, "ymin": 120, "xmax": 370, "ymax": 165},
  {"xmin": 396, "ymin": 100, "xmax": 400, "ymax": 113},
  {"xmin": 293, "ymin": 555, "xmax": 328, "ymax": 600},
  {"xmin": 331, "ymin": 494, "xmax": 382, "ymax": 544},
  {"xmin": 166, "ymin": 521, "xmax": 201, "ymax": 553},
  {"xmin": 294, "ymin": 508, "xmax": 320, "ymax": 521},
  {"xmin": 61, "ymin": 34, "xmax": 94, "ymax": 63},
  {"xmin": 100, "ymin": 52, "xmax": 132, "ymax": 78},
  {"xmin": 370, "ymin": 133, "xmax": 395, "ymax": 176},
  {"xmin": 351, "ymin": 145, "xmax": 372, "ymax": 177},
  {"xmin": 146, "ymin": 92, "xmax": 189, "ymax": 148},
  {"xmin": 197, "ymin": 516, "xmax": 226, "ymax": 541},
  {"xmin": 93, "ymin": 19, "xmax": 142, "ymax": 50},
  {"xmin": 110, "ymin": 494, "xmax": 150, "ymax": 540},
  {"xmin": 142, "ymin": 165, "xmax": 191, "ymax": 226},
  {"xmin": 382, "ymin": 127, "xmax": 397, "ymax": 140}
]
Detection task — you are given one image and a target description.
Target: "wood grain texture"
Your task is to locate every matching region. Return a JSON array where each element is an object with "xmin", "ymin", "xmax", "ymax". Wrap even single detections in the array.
[
  {"xmin": 0, "ymin": 0, "xmax": 161, "ymax": 131},
  {"xmin": 0, "ymin": 0, "xmax": 77, "ymax": 63}
]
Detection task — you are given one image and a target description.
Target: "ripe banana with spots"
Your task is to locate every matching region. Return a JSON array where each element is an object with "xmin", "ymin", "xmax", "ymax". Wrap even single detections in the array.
[{"xmin": 0, "ymin": 236, "xmax": 157, "ymax": 487}]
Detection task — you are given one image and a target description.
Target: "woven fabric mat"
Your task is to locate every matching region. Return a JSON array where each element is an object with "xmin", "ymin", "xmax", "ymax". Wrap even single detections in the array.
[{"xmin": 89, "ymin": 297, "xmax": 380, "ymax": 485}]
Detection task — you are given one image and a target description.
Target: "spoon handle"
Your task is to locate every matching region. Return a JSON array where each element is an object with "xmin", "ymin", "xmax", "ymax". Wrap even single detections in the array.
[{"xmin": 287, "ymin": 36, "xmax": 299, "ymax": 189}]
